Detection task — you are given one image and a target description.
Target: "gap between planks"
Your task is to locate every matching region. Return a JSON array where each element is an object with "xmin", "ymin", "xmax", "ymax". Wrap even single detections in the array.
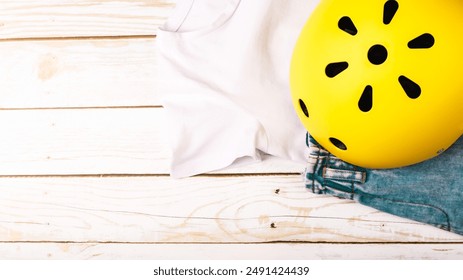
[
  {"xmin": 0, "ymin": 105, "xmax": 162, "ymax": 111},
  {"xmin": 0, "ymin": 35, "xmax": 156, "ymax": 43},
  {"xmin": 1, "ymin": 241, "xmax": 463, "ymax": 245},
  {"xmin": 0, "ymin": 173, "xmax": 300, "ymax": 178}
]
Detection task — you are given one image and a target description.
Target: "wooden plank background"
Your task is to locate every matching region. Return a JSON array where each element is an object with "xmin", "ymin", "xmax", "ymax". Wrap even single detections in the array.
[{"xmin": 0, "ymin": 0, "xmax": 462, "ymax": 259}]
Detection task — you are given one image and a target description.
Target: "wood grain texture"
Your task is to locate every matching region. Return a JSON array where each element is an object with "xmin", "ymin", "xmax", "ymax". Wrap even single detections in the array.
[
  {"xmin": 0, "ymin": 176, "xmax": 460, "ymax": 243},
  {"xmin": 0, "ymin": 108, "xmax": 169, "ymax": 175},
  {"xmin": 0, "ymin": 39, "xmax": 159, "ymax": 108},
  {"xmin": 2, "ymin": 243, "xmax": 462, "ymax": 260},
  {"xmin": 0, "ymin": 0, "xmax": 175, "ymax": 39},
  {"xmin": 1, "ymin": 0, "xmax": 461, "ymax": 260}
]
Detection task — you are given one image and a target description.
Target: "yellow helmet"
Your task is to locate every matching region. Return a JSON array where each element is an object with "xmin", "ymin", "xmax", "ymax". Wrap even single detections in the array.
[{"xmin": 290, "ymin": 0, "xmax": 463, "ymax": 168}]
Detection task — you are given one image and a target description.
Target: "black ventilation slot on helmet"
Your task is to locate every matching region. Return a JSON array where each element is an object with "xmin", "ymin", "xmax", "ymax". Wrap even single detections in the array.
[
  {"xmin": 383, "ymin": 0, "xmax": 399, "ymax": 25},
  {"xmin": 338, "ymin": 16, "xmax": 358, "ymax": 35},
  {"xmin": 399, "ymin": 75, "xmax": 421, "ymax": 99},
  {"xmin": 299, "ymin": 99, "xmax": 309, "ymax": 118},
  {"xmin": 408, "ymin": 33, "xmax": 435, "ymax": 49},
  {"xmin": 329, "ymin": 137, "xmax": 347, "ymax": 151},
  {"xmin": 326, "ymin": 62, "xmax": 349, "ymax": 78},
  {"xmin": 358, "ymin": 85, "xmax": 373, "ymax": 112}
]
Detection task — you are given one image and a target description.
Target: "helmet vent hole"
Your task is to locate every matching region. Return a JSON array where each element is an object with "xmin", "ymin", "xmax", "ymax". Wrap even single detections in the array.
[
  {"xmin": 383, "ymin": 0, "xmax": 399, "ymax": 25},
  {"xmin": 326, "ymin": 62, "xmax": 349, "ymax": 78},
  {"xmin": 338, "ymin": 16, "xmax": 358, "ymax": 36},
  {"xmin": 368, "ymin": 45, "xmax": 388, "ymax": 65},
  {"xmin": 330, "ymin": 137, "xmax": 347, "ymax": 151},
  {"xmin": 399, "ymin": 75, "xmax": 421, "ymax": 99},
  {"xmin": 408, "ymin": 33, "xmax": 435, "ymax": 49},
  {"xmin": 359, "ymin": 85, "xmax": 373, "ymax": 112},
  {"xmin": 299, "ymin": 99, "xmax": 309, "ymax": 118}
]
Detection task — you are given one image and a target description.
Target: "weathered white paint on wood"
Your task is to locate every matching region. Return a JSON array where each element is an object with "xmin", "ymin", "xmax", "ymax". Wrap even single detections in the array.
[
  {"xmin": 0, "ymin": 176, "xmax": 460, "ymax": 243},
  {"xmin": 0, "ymin": 39, "xmax": 159, "ymax": 108},
  {"xmin": 0, "ymin": 108, "xmax": 169, "ymax": 175},
  {"xmin": 0, "ymin": 0, "xmax": 461, "ymax": 260},
  {"xmin": 1, "ymin": 243, "xmax": 462, "ymax": 260},
  {"xmin": 0, "ymin": 0, "xmax": 174, "ymax": 39}
]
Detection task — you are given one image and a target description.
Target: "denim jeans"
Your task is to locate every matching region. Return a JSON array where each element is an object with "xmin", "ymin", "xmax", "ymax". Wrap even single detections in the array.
[{"xmin": 304, "ymin": 134, "xmax": 463, "ymax": 236}]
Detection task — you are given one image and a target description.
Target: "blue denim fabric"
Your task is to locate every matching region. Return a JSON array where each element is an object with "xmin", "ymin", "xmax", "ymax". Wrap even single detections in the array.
[{"xmin": 304, "ymin": 134, "xmax": 463, "ymax": 235}]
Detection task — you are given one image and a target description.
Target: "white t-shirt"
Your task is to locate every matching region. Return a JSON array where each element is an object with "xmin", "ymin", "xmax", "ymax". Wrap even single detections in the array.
[{"xmin": 158, "ymin": 0, "xmax": 319, "ymax": 178}]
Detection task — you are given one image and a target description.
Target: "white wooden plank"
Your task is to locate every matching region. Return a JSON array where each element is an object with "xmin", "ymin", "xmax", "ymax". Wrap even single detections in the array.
[
  {"xmin": 0, "ymin": 176, "xmax": 460, "ymax": 243},
  {"xmin": 0, "ymin": 108, "xmax": 304, "ymax": 175},
  {"xmin": 1, "ymin": 243, "xmax": 462, "ymax": 260},
  {"xmin": 0, "ymin": 108, "xmax": 169, "ymax": 175},
  {"xmin": 0, "ymin": 0, "xmax": 175, "ymax": 39},
  {"xmin": 0, "ymin": 38, "xmax": 159, "ymax": 108}
]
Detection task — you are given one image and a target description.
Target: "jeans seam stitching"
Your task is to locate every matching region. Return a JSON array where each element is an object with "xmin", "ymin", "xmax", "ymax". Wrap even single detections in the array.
[
  {"xmin": 312, "ymin": 149, "xmax": 317, "ymax": 193},
  {"xmin": 311, "ymin": 145, "xmax": 320, "ymax": 193},
  {"xmin": 351, "ymin": 165, "xmax": 358, "ymax": 200},
  {"xmin": 324, "ymin": 151, "xmax": 330, "ymax": 192}
]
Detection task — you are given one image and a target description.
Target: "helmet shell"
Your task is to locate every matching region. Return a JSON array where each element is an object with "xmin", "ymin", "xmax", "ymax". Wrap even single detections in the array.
[{"xmin": 290, "ymin": 0, "xmax": 463, "ymax": 168}]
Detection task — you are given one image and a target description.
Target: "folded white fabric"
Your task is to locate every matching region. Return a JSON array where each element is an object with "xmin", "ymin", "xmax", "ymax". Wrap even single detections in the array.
[{"xmin": 158, "ymin": 0, "xmax": 319, "ymax": 178}]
